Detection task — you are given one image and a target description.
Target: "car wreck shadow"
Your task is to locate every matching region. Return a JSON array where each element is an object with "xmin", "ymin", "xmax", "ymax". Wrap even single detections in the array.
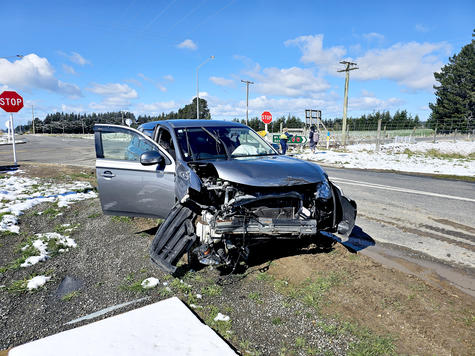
[
  {"xmin": 240, "ymin": 224, "xmax": 376, "ymax": 272},
  {"xmin": 327, "ymin": 225, "xmax": 376, "ymax": 253}
]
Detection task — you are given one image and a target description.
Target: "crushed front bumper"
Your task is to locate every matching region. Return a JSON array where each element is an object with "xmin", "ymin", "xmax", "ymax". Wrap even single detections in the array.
[{"xmin": 214, "ymin": 216, "xmax": 317, "ymax": 237}]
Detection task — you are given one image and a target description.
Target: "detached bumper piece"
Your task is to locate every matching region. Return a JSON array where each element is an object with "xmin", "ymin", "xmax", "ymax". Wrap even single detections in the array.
[
  {"xmin": 214, "ymin": 217, "xmax": 317, "ymax": 236},
  {"xmin": 150, "ymin": 204, "xmax": 197, "ymax": 273}
]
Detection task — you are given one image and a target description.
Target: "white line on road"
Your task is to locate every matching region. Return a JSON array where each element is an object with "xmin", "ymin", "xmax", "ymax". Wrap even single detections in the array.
[{"xmin": 331, "ymin": 177, "xmax": 475, "ymax": 203}]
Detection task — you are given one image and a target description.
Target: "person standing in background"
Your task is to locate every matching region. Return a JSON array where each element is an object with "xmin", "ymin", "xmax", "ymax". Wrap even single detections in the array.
[
  {"xmin": 279, "ymin": 128, "xmax": 292, "ymax": 155},
  {"xmin": 309, "ymin": 125, "xmax": 316, "ymax": 153}
]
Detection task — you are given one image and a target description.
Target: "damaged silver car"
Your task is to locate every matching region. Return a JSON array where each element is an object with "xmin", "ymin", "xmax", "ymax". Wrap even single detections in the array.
[{"xmin": 94, "ymin": 120, "xmax": 356, "ymax": 273}]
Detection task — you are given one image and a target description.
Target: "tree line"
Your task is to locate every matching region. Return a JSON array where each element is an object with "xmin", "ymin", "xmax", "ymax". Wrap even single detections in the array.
[{"xmin": 16, "ymin": 107, "xmax": 423, "ymax": 135}]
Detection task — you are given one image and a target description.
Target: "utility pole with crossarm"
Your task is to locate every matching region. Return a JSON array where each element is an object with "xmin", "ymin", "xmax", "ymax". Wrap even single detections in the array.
[
  {"xmin": 338, "ymin": 61, "xmax": 358, "ymax": 146},
  {"xmin": 241, "ymin": 80, "xmax": 254, "ymax": 126}
]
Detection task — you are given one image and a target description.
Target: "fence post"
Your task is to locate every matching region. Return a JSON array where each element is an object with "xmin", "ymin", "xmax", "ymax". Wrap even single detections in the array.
[
  {"xmin": 433, "ymin": 127, "xmax": 437, "ymax": 143},
  {"xmin": 376, "ymin": 119, "xmax": 382, "ymax": 152},
  {"xmin": 453, "ymin": 129, "xmax": 457, "ymax": 143}
]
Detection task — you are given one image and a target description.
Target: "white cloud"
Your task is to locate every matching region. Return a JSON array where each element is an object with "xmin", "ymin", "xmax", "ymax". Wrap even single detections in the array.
[
  {"xmin": 58, "ymin": 51, "xmax": 90, "ymax": 66},
  {"xmin": 88, "ymin": 83, "xmax": 137, "ymax": 98},
  {"xmin": 138, "ymin": 73, "xmax": 152, "ymax": 82},
  {"xmin": 349, "ymin": 91, "xmax": 404, "ymax": 111},
  {"xmin": 156, "ymin": 84, "xmax": 167, "ymax": 92},
  {"xmin": 60, "ymin": 104, "xmax": 84, "ymax": 113},
  {"xmin": 177, "ymin": 39, "xmax": 197, "ymax": 50},
  {"xmin": 124, "ymin": 78, "xmax": 143, "ymax": 87},
  {"xmin": 253, "ymin": 67, "xmax": 330, "ymax": 97},
  {"xmin": 363, "ymin": 32, "xmax": 385, "ymax": 41},
  {"xmin": 285, "ymin": 34, "xmax": 346, "ymax": 73},
  {"xmin": 415, "ymin": 24, "xmax": 429, "ymax": 33},
  {"xmin": 135, "ymin": 101, "xmax": 179, "ymax": 114},
  {"xmin": 351, "ymin": 41, "xmax": 451, "ymax": 90},
  {"xmin": 286, "ymin": 34, "xmax": 450, "ymax": 91},
  {"xmin": 163, "ymin": 75, "xmax": 174, "ymax": 82},
  {"xmin": 210, "ymin": 76, "xmax": 234, "ymax": 87},
  {"xmin": 62, "ymin": 64, "xmax": 76, "ymax": 75},
  {"xmin": 88, "ymin": 83, "xmax": 138, "ymax": 109},
  {"xmin": 0, "ymin": 53, "xmax": 82, "ymax": 97},
  {"xmin": 70, "ymin": 52, "xmax": 89, "ymax": 66}
]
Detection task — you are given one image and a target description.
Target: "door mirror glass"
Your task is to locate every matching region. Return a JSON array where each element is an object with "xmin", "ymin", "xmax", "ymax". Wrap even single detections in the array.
[{"xmin": 140, "ymin": 150, "xmax": 164, "ymax": 166}]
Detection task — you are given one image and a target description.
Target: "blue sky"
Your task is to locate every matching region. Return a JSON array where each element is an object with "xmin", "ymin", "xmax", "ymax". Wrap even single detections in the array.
[{"xmin": 1, "ymin": 0, "xmax": 473, "ymax": 126}]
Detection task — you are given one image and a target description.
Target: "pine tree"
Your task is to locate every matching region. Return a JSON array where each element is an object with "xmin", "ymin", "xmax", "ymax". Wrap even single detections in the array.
[{"xmin": 428, "ymin": 30, "xmax": 475, "ymax": 133}]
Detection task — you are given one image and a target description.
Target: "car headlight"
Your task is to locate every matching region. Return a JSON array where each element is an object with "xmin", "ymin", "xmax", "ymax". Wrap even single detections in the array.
[{"xmin": 316, "ymin": 181, "xmax": 332, "ymax": 200}]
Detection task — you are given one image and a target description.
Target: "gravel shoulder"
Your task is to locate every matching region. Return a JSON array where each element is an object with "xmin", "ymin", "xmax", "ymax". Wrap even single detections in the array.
[{"xmin": 0, "ymin": 164, "xmax": 473, "ymax": 355}]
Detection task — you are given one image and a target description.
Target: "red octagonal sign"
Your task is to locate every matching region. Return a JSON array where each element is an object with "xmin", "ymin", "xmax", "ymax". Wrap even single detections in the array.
[
  {"xmin": 261, "ymin": 111, "xmax": 272, "ymax": 124},
  {"xmin": 0, "ymin": 91, "xmax": 24, "ymax": 113}
]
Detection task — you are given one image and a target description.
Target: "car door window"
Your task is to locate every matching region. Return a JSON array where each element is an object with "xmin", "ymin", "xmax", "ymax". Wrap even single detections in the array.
[{"xmin": 101, "ymin": 131, "xmax": 159, "ymax": 161}]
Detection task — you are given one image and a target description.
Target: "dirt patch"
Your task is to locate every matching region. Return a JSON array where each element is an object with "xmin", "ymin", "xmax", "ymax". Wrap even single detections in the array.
[
  {"xmin": 269, "ymin": 244, "xmax": 474, "ymax": 355},
  {"xmin": 14, "ymin": 162, "xmax": 95, "ymax": 185}
]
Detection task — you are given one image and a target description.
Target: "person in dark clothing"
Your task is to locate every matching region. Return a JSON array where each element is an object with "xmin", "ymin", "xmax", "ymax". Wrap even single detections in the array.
[
  {"xmin": 309, "ymin": 125, "xmax": 316, "ymax": 153},
  {"xmin": 279, "ymin": 128, "xmax": 292, "ymax": 155}
]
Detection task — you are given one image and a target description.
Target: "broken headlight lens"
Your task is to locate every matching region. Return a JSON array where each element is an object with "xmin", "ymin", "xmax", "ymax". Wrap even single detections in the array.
[{"xmin": 316, "ymin": 181, "xmax": 332, "ymax": 200}]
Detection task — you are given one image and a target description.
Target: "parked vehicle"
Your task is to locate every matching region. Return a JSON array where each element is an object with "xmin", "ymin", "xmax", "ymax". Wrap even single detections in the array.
[{"xmin": 93, "ymin": 120, "xmax": 356, "ymax": 273}]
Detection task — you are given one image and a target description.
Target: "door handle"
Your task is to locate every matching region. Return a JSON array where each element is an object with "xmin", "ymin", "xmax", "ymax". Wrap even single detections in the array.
[{"xmin": 101, "ymin": 170, "xmax": 115, "ymax": 179}]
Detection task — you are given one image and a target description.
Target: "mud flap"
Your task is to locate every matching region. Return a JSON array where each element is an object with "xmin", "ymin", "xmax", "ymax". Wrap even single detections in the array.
[
  {"xmin": 331, "ymin": 184, "xmax": 357, "ymax": 238},
  {"xmin": 150, "ymin": 204, "xmax": 197, "ymax": 274}
]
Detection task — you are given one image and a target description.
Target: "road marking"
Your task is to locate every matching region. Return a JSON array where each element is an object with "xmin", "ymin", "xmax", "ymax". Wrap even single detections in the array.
[
  {"xmin": 331, "ymin": 177, "xmax": 475, "ymax": 203},
  {"xmin": 0, "ymin": 150, "xmax": 28, "ymax": 154}
]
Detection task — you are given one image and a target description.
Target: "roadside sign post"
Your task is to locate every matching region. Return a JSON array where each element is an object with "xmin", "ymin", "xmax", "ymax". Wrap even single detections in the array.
[
  {"xmin": 261, "ymin": 111, "xmax": 272, "ymax": 134},
  {"xmin": 0, "ymin": 91, "xmax": 25, "ymax": 166}
]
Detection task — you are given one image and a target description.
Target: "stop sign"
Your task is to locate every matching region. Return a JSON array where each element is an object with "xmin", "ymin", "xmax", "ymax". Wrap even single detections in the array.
[
  {"xmin": 0, "ymin": 91, "xmax": 24, "ymax": 113},
  {"xmin": 261, "ymin": 111, "xmax": 272, "ymax": 124}
]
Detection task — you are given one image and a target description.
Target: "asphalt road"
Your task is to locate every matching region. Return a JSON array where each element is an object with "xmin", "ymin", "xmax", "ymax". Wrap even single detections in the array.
[
  {"xmin": 2, "ymin": 134, "xmax": 474, "ymax": 295},
  {"xmin": 0, "ymin": 134, "xmax": 95, "ymax": 167}
]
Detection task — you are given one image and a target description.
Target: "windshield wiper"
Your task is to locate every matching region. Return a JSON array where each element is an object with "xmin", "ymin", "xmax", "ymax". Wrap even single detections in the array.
[
  {"xmin": 201, "ymin": 127, "xmax": 230, "ymax": 159},
  {"xmin": 184, "ymin": 129, "xmax": 197, "ymax": 161}
]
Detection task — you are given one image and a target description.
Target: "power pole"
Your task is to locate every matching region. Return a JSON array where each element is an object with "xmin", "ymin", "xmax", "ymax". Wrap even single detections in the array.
[
  {"xmin": 31, "ymin": 105, "xmax": 35, "ymax": 134},
  {"xmin": 241, "ymin": 80, "xmax": 254, "ymax": 126},
  {"xmin": 337, "ymin": 61, "xmax": 358, "ymax": 146}
]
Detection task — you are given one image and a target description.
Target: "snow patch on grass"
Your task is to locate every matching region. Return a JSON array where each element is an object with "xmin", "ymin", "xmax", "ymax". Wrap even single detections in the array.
[
  {"xmin": 20, "ymin": 232, "xmax": 77, "ymax": 267},
  {"xmin": 0, "ymin": 173, "xmax": 97, "ymax": 233},
  {"xmin": 27, "ymin": 275, "xmax": 51, "ymax": 290},
  {"xmin": 141, "ymin": 277, "xmax": 160, "ymax": 289}
]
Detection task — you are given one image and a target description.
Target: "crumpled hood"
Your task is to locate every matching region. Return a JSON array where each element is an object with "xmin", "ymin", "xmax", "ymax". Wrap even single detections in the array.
[{"xmin": 207, "ymin": 155, "xmax": 327, "ymax": 187}]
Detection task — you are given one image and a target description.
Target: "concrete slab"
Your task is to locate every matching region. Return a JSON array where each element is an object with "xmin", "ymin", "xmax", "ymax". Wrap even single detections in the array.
[{"xmin": 9, "ymin": 297, "xmax": 236, "ymax": 356}]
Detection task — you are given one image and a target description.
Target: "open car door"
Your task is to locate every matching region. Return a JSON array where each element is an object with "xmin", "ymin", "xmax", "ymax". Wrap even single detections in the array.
[{"xmin": 94, "ymin": 124, "xmax": 175, "ymax": 219}]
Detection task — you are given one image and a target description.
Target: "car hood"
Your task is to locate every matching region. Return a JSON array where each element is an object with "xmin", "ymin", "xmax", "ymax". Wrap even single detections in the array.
[{"xmin": 204, "ymin": 155, "xmax": 327, "ymax": 187}]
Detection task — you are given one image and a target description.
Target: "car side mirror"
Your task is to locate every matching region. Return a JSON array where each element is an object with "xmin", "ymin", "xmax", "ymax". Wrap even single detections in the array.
[{"xmin": 140, "ymin": 151, "xmax": 164, "ymax": 166}]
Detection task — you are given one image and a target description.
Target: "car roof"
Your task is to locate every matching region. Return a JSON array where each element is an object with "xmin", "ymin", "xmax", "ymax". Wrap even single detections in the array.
[{"xmin": 138, "ymin": 119, "xmax": 246, "ymax": 130}]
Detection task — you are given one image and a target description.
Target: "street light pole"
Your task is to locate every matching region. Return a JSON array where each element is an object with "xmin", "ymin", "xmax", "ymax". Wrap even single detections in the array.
[
  {"xmin": 196, "ymin": 56, "xmax": 214, "ymax": 119},
  {"xmin": 241, "ymin": 80, "xmax": 254, "ymax": 126}
]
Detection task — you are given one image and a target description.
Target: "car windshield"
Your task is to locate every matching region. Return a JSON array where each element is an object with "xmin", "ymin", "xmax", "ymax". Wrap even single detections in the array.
[{"xmin": 174, "ymin": 126, "xmax": 277, "ymax": 161}]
